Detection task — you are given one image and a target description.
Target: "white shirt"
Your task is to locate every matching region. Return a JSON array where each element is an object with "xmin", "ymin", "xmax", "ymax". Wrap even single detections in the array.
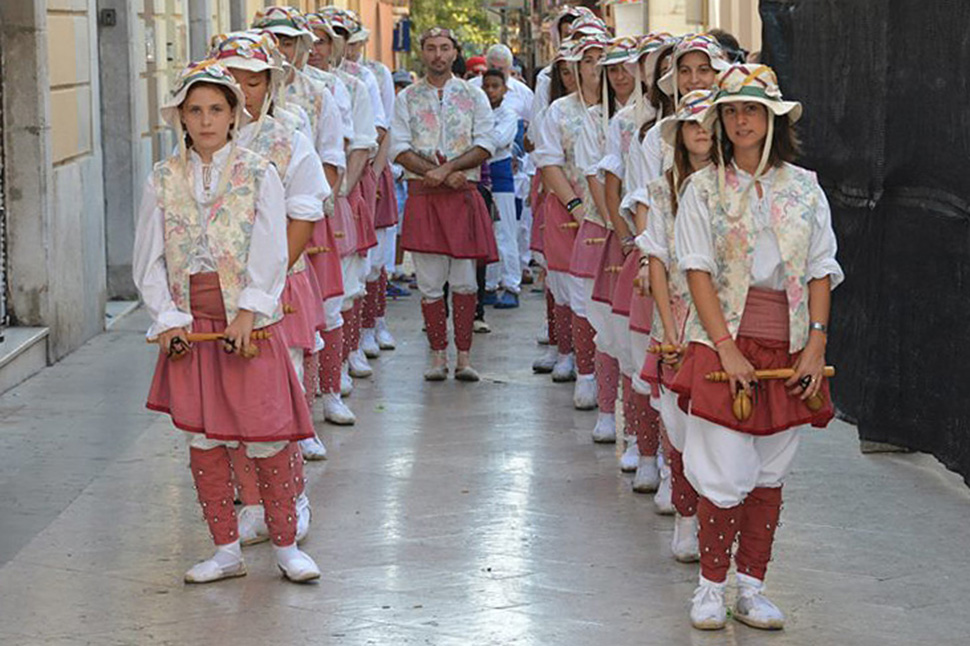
[
  {"xmin": 642, "ymin": 121, "xmax": 665, "ymax": 184},
  {"xmin": 490, "ymin": 103, "xmax": 519, "ymax": 162},
  {"xmin": 637, "ymin": 186, "xmax": 672, "ymax": 267},
  {"xmin": 471, "ymin": 74, "xmax": 534, "ymax": 124},
  {"xmin": 236, "ymin": 120, "xmax": 330, "ymax": 222},
  {"xmin": 389, "ymin": 76, "xmax": 496, "ymax": 182},
  {"xmin": 527, "ymin": 66, "xmax": 553, "ymax": 143},
  {"xmin": 675, "ymin": 164, "xmax": 845, "ymax": 291},
  {"xmin": 133, "ymin": 144, "xmax": 289, "ymax": 337},
  {"xmin": 310, "ymin": 84, "xmax": 347, "ymax": 171}
]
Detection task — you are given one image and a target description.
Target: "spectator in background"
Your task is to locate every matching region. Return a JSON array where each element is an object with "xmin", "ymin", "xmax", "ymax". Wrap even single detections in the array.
[{"xmin": 465, "ymin": 56, "xmax": 488, "ymax": 79}]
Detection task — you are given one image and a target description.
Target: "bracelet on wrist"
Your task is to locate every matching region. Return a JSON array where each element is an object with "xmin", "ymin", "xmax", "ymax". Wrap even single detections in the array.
[
  {"xmin": 638, "ymin": 256, "xmax": 649, "ymax": 268},
  {"xmin": 566, "ymin": 198, "xmax": 582, "ymax": 212},
  {"xmin": 809, "ymin": 321, "xmax": 828, "ymax": 334},
  {"xmin": 714, "ymin": 334, "xmax": 732, "ymax": 347}
]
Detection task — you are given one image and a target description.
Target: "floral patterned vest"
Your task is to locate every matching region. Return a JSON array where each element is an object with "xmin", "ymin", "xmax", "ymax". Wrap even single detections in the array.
[
  {"xmin": 611, "ymin": 105, "xmax": 642, "ymax": 230},
  {"xmin": 285, "ymin": 70, "xmax": 325, "ymax": 135},
  {"xmin": 646, "ymin": 176, "xmax": 690, "ymax": 343},
  {"xmin": 398, "ymin": 77, "xmax": 486, "ymax": 182},
  {"xmin": 551, "ymin": 94, "xmax": 601, "ymax": 224},
  {"xmin": 154, "ymin": 147, "xmax": 282, "ymax": 329},
  {"xmin": 683, "ymin": 163, "xmax": 819, "ymax": 352},
  {"xmin": 246, "ymin": 116, "xmax": 309, "ymax": 276}
]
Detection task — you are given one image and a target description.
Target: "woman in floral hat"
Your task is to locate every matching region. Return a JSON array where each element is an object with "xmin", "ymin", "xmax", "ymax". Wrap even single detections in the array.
[
  {"xmin": 671, "ymin": 64, "xmax": 843, "ymax": 630},
  {"xmin": 133, "ymin": 60, "xmax": 322, "ymax": 584}
]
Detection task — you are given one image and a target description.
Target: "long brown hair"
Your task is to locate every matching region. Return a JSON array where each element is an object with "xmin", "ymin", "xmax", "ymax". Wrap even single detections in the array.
[{"xmin": 667, "ymin": 124, "xmax": 711, "ymax": 215}]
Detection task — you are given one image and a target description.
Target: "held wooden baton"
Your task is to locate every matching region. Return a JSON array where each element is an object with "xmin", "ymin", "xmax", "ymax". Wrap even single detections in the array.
[
  {"xmin": 705, "ymin": 366, "xmax": 836, "ymax": 382},
  {"xmin": 147, "ymin": 330, "xmax": 272, "ymax": 359},
  {"xmin": 305, "ymin": 245, "xmax": 332, "ymax": 255},
  {"xmin": 559, "ymin": 221, "xmax": 580, "ymax": 230},
  {"xmin": 649, "ymin": 344, "xmax": 681, "ymax": 354},
  {"xmin": 584, "ymin": 237, "xmax": 607, "ymax": 245}
]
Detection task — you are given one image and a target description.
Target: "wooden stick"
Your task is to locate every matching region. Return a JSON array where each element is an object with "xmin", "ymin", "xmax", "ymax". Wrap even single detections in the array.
[
  {"xmin": 559, "ymin": 221, "xmax": 580, "ymax": 229},
  {"xmin": 649, "ymin": 344, "xmax": 680, "ymax": 354},
  {"xmin": 606, "ymin": 265, "xmax": 623, "ymax": 273},
  {"xmin": 584, "ymin": 237, "xmax": 607, "ymax": 245},
  {"xmin": 705, "ymin": 366, "xmax": 836, "ymax": 382},
  {"xmin": 146, "ymin": 330, "xmax": 273, "ymax": 344},
  {"xmin": 333, "ymin": 231, "xmax": 346, "ymax": 238},
  {"xmin": 283, "ymin": 304, "xmax": 297, "ymax": 314},
  {"xmin": 305, "ymin": 245, "xmax": 332, "ymax": 255}
]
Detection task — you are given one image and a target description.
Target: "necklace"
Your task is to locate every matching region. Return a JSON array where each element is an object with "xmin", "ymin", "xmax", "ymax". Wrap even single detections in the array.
[{"xmin": 201, "ymin": 163, "xmax": 213, "ymax": 193}]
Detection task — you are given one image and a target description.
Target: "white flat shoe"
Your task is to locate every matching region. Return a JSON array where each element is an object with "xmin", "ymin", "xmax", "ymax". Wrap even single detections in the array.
[
  {"xmin": 276, "ymin": 544, "xmax": 321, "ymax": 583},
  {"xmin": 573, "ymin": 374, "xmax": 598, "ymax": 410},
  {"xmin": 734, "ymin": 573, "xmax": 785, "ymax": 630},
  {"xmin": 340, "ymin": 363, "xmax": 354, "ymax": 396},
  {"xmin": 671, "ymin": 514, "xmax": 700, "ymax": 563},
  {"xmin": 532, "ymin": 346, "xmax": 559, "ymax": 373},
  {"xmin": 653, "ymin": 466, "xmax": 675, "ymax": 514},
  {"xmin": 299, "ymin": 435, "xmax": 328, "ymax": 461},
  {"xmin": 551, "ymin": 353, "xmax": 576, "ymax": 382},
  {"xmin": 322, "ymin": 393, "xmax": 356, "ymax": 425},
  {"xmin": 375, "ymin": 319, "xmax": 396, "ymax": 349},
  {"xmin": 454, "ymin": 365, "xmax": 480, "ymax": 382},
  {"xmin": 348, "ymin": 349, "xmax": 373, "ymax": 378},
  {"xmin": 591, "ymin": 412, "xmax": 616, "ymax": 443},
  {"xmin": 360, "ymin": 328, "xmax": 381, "ymax": 358},
  {"xmin": 185, "ymin": 543, "xmax": 246, "ymax": 584},
  {"xmin": 690, "ymin": 577, "xmax": 727, "ymax": 630},
  {"xmin": 632, "ymin": 456, "xmax": 660, "ymax": 493},
  {"xmin": 295, "ymin": 493, "xmax": 312, "ymax": 543},
  {"xmin": 237, "ymin": 504, "xmax": 269, "ymax": 546},
  {"xmin": 619, "ymin": 436, "xmax": 640, "ymax": 472}
]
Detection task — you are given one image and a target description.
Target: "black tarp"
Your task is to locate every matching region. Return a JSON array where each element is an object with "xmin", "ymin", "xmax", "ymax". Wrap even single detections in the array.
[{"xmin": 761, "ymin": 0, "xmax": 970, "ymax": 485}]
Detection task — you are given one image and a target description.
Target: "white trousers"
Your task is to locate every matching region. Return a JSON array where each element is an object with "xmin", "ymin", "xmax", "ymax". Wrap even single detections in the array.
[
  {"xmin": 485, "ymin": 192, "xmax": 522, "ymax": 294},
  {"xmin": 683, "ymin": 417, "xmax": 800, "ymax": 508},
  {"xmin": 323, "ymin": 294, "xmax": 344, "ymax": 331},
  {"xmin": 659, "ymin": 388, "xmax": 687, "ymax": 451},
  {"xmin": 340, "ymin": 254, "xmax": 368, "ymax": 309},
  {"xmin": 367, "ymin": 227, "xmax": 395, "ymax": 282},
  {"xmin": 518, "ymin": 202, "xmax": 532, "ymax": 268},
  {"xmin": 384, "ymin": 224, "xmax": 398, "ymax": 273},
  {"xmin": 412, "ymin": 252, "xmax": 476, "ymax": 300},
  {"xmin": 629, "ymin": 330, "xmax": 652, "ymax": 394},
  {"xmin": 185, "ymin": 433, "xmax": 287, "ymax": 458}
]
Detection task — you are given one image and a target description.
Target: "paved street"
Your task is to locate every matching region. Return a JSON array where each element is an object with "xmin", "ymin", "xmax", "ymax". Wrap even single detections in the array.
[{"xmin": 0, "ymin": 292, "xmax": 968, "ymax": 645}]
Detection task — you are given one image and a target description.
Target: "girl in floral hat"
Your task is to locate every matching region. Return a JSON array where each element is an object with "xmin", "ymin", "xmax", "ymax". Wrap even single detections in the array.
[
  {"xmin": 671, "ymin": 64, "xmax": 843, "ymax": 631},
  {"xmin": 133, "ymin": 60, "xmax": 322, "ymax": 583}
]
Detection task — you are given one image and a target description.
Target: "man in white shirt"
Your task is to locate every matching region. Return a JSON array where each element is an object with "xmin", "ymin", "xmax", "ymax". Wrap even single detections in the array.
[
  {"xmin": 481, "ymin": 69, "xmax": 522, "ymax": 307},
  {"xmin": 390, "ymin": 28, "xmax": 497, "ymax": 382}
]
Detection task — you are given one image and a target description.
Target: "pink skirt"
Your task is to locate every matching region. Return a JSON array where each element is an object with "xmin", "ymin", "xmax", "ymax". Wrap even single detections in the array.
[
  {"xmin": 279, "ymin": 268, "xmax": 319, "ymax": 352},
  {"xmin": 306, "ymin": 218, "xmax": 344, "ymax": 301},
  {"xmin": 640, "ymin": 336, "xmax": 663, "ymax": 387},
  {"xmin": 332, "ymin": 196, "xmax": 359, "ymax": 258},
  {"xmin": 349, "ymin": 183, "xmax": 378, "ymax": 256},
  {"xmin": 360, "ymin": 163, "xmax": 379, "ymax": 225},
  {"xmin": 146, "ymin": 273, "xmax": 315, "ymax": 443},
  {"xmin": 542, "ymin": 197, "xmax": 578, "ymax": 272},
  {"xmin": 629, "ymin": 286, "xmax": 654, "ymax": 335},
  {"xmin": 591, "ymin": 231, "xmax": 625, "ymax": 305},
  {"xmin": 401, "ymin": 181, "xmax": 499, "ymax": 262},
  {"xmin": 373, "ymin": 164, "xmax": 399, "ymax": 229},
  {"xmin": 529, "ymin": 192, "xmax": 546, "ymax": 254},
  {"xmin": 670, "ymin": 289, "xmax": 835, "ymax": 436},
  {"xmin": 611, "ymin": 251, "xmax": 641, "ymax": 317},
  {"xmin": 302, "ymin": 262, "xmax": 330, "ymax": 331},
  {"xmin": 569, "ymin": 220, "xmax": 609, "ymax": 279}
]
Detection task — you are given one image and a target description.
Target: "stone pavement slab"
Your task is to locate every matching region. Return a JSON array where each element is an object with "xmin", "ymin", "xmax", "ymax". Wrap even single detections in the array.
[{"xmin": 0, "ymin": 293, "xmax": 968, "ymax": 645}]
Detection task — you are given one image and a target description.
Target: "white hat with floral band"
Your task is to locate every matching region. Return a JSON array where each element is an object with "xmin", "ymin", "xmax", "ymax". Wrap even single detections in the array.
[
  {"xmin": 550, "ymin": 5, "xmax": 596, "ymax": 48},
  {"xmin": 209, "ymin": 31, "xmax": 286, "ymax": 120},
  {"xmin": 637, "ymin": 33, "xmax": 678, "ymax": 88},
  {"xmin": 705, "ymin": 64, "xmax": 802, "ymax": 217},
  {"xmin": 597, "ymin": 36, "xmax": 639, "ymax": 67},
  {"xmin": 567, "ymin": 14, "xmax": 610, "ymax": 39},
  {"xmin": 562, "ymin": 32, "xmax": 610, "ymax": 62},
  {"xmin": 704, "ymin": 64, "xmax": 802, "ymax": 126},
  {"xmin": 660, "ymin": 88, "xmax": 717, "ymax": 147},
  {"xmin": 656, "ymin": 33, "xmax": 731, "ymax": 104},
  {"xmin": 160, "ymin": 59, "xmax": 249, "ymax": 131},
  {"xmin": 251, "ymin": 6, "xmax": 315, "ymax": 68},
  {"xmin": 305, "ymin": 11, "xmax": 340, "ymax": 42}
]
